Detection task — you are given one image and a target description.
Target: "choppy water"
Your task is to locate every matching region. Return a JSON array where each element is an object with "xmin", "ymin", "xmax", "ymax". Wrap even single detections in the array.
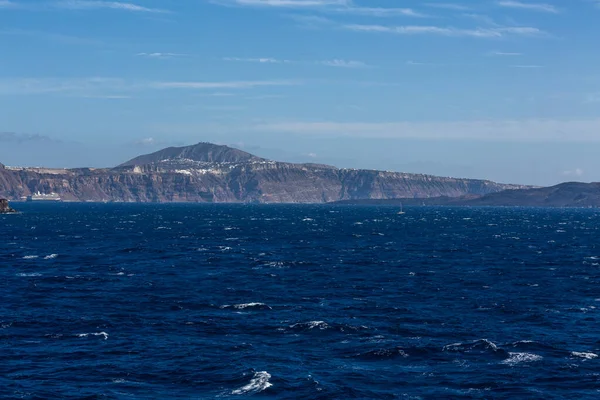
[{"xmin": 1, "ymin": 203, "xmax": 600, "ymax": 399}]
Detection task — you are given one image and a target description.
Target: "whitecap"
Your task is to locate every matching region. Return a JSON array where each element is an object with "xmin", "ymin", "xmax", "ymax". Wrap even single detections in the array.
[
  {"xmin": 232, "ymin": 371, "xmax": 272, "ymax": 395},
  {"xmin": 302, "ymin": 218, "xmax": 314, "ymax": 222},
  {"xmin": 501, "ymin": 352, "xmax": 542, "ymax": 365},
  {"xmin": 44, "ymin": 254, "xmax": 58, "ymax": 259},
  {"xmin": 572, "ymin": 351, "xmax": 598, "ymax": 360},
  {"xmin": 290, "ymin": 321, "xmax": 329, "ymax": 330},
  {"xmin": 16, "ymin": 273, "xmax": 42, "ymax": 277},
  {"xmin": 22, "ymin": 255, "xmax": 38, "ymax": 259},
  {"xmin": 77, "ymin": 332, "xmax": 109, "ymax": 340},
  {"xmin": 222, "ymin": 303, "xmax": 272, "ymax": 310}
]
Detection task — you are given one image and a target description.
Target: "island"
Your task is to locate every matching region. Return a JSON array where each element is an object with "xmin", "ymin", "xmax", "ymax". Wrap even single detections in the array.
[{"xmin": 0, "ymin": 142, "xmax": 527, "ymax": 203}]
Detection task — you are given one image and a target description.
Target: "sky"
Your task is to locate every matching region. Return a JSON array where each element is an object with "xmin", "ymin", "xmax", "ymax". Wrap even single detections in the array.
[{"xmin": 0, "ymin": 0, "xmax": 599, "ymax": 185}]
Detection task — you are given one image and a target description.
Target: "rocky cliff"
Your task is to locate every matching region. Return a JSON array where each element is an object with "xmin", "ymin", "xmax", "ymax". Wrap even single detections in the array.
[
  {"xmin": 336, "ymin": 182, "xmax": 600, "ymax": 208},
  {"xmin": 0, "ymin": 198, "xmax": 16, "ymax": 213},
  {"xmin": 0, "ymin": 142, "xmax": 527, "ymax": 203}
]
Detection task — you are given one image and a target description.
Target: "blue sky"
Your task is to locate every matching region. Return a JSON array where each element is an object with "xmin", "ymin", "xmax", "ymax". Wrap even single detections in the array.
[{"xmin": 0, "ymin": 0, "xmax": 599, "ymax": 185}]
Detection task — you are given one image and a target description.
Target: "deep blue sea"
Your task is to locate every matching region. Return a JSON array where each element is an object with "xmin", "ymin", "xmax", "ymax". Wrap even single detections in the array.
[{"xmin": 1, "ymin": 203, "xmax": 600, "ymax": 399}]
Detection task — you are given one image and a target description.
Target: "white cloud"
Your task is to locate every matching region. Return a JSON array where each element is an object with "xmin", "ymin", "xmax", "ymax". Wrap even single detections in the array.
[
  {"xmin": 562, "ymin": 168, "xmax": 584, "ymax": 177},
  {"xmin": 320, "ymin": 59, "xmax": 367, "ymax": 68},
  {"xmin": 0, "ymin": 0, "xmax": 18, "ymax": 8},
  {"xmin": 136, "ymin": 52, "xmax": 187, "ymax": 59},
  {"xmin": 0, "ymin": 28, "xmax": 101, "ymax": 45},
  {"xmin": 0, "ymin": 77, "xmax": 297, "ymax": 95},
  {"xmin": 136, "ymin": 137, "xmax": 156, "ymax": 146},
  {"xmin": 150, "ymin": 80, "xmax": 297, "ymax": 90},
  {"xmin": 251, "ymin": 119, "xmax": 600, "ymax": 142},
  {"xmin": 497, "ymin": 1, "xmax": 559, "ymax": 14},
  {"xmin": 224, "ymin": 56, "xmax": 369, "ymax": 68},
  {"xmin": 425, "ymin": 3, "xmax": 470, "ymax": 11},
  {"xmin": 213, "ymin": 0, "xmax": 349, "ymax": 7},
  {"xmin": 54, "ymin": 1, "xmax": 168, "ymax": 13},
  {"xmin": 343, "ymin": 24, "xmax": 545, "ymax": 38},
  {"xmin": 334, "ymin": 7, "xmax": 427, "ymax": 17},
  {"xmin": 223, "ymin": 57, "xmax": 290, "ymax": 63}
]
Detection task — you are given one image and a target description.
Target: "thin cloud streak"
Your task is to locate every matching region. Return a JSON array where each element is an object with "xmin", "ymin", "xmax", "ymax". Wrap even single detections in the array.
[
  {"xmin": 0, "ymin": 78, "xmax": 299, "ymax": 95},
  {"xmin": 510, "ymin": 64, "xmax": 544, "ymax": 68},
  {"xmin": 212, "ymin": 0, "xmax": 349, "ymax": 7},
  {"xmin": 136, "ymin": 52, "xmax": 188, "ymax": 59},
  {"xmin": 343, "ymin": 24, "xmax": 545, "ymax": 38},
  {"xmin": 224, "ymin": 57, "xmax": 291, "ymax": 63},
  {"xmin": 425, "ymin": 3, "xmax": 470, "ymax": 11},
  {"xmin": 0, "ymin": 0, "xmax": 18, "ymax": 8},
  {"xmin": 497, "ymin": 1, "xmax": 559, "ymax": 14},
  {"xmin": 149, "ymin": 80, "xmax": 298, "ymax": 90},
  {"xmin": 333, "ymin": 7, "xmax": 427, "ymax": 17},
  {"xmin": 224, "ymin": 56, "xmax": 369, "ymax": 67},
  {"xmin": 252, "ymin": 119, "xmax": 600, "ymax": 142},
  {"xmin": 54, "ymin": 1, "xmax": 169, "ymax": 13}
]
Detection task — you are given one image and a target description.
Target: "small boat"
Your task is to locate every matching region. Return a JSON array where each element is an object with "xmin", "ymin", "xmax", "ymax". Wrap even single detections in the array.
[{"xmin": 397, "ymin": 203, "xmax": 405, "ymax": 215}]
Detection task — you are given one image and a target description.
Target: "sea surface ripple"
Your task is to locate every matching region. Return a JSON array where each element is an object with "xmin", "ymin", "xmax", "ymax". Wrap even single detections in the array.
[{"xmin": 1, "ymin": 203, "xmax": 600, "ymax": 399}]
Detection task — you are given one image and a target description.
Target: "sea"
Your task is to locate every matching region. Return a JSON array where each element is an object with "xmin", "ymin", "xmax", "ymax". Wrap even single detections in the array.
[{"xmin": 1, "ymin": 203, "xmax": 599, "ymax": 399}]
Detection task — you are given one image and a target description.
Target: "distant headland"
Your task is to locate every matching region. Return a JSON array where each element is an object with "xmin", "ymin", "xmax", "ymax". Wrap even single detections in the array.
[
  {"xmin": 0, "ymin": 142, "xmax": 527, "ymax": 204},
  {"xmin": 1, "ymin": 142, "xmax": 598, "ymax": 207}
]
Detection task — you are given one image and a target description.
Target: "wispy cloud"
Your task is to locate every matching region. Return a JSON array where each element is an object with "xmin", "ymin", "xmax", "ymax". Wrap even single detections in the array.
[
  {"xmin": 562, "ymin": 168, "xmax": 584, "ymax": 177},
  {"xmin": 0, "ymin": 28, "xmax": 101, "ymax": 45},
  {"xmin": 425, "ymin": 3, "xmax": 470, "ymax": 11},
  {"xmin": 0, "ymin": 77, "xmax": 297, "ymax": 96},
  {"xmin": 213, "ymin": 0, "xmax": 427, "ymax": 18},
  {"xmin": 54, "ymin": 1, "xmax": 169, "ymax": 13},
  {"xmin": 487, "ymin": 50, "xmax": 523, "ymax": 56},
  {"xmin": 223, "ymin": 57, "xmax": 291, "ymax": 64},
  {"xmin": 136, "ymin": 52, "xmax": 187, "ymax": 59},
  {"xmin": 585, "ymin": 93, "xmax": 600, "ymax": 103},
  {"xmin": 333, "ymin": 7, "xmax": 427, "ymax": 17},
  {"xmin": 0, "ymin": 0, "xmax": 19, "ymax": 8},
  {"xmin": 510, "ymin": 64, "xmax": 544, "ymax": 68},
  {"xmin": 251, "ymin": 119, "xmax": 600, "ymax": 142},
  {"xmin": 497, "ymin": 1, "xmax": 559, "ymax": 14},
  {"xmin": 343, "ymin": 24, "xmax": 545, "ymax": 38},
  {"xmin": 319, "ymin": 59, "xmax": 367, "ymax": 68},
  {"xmin": 0, "ymin": 132, "xmax": 61, "ymax": 143},
  {"xmin": 149, "ymin": 80, "xmax": 297, "ymax": 90},
  {"xmin": 212, "ymin": 0, "xmax": 349, "ymax": 7},
  {"xmin": 224, "ymin": 56, "xmax": 369, "ymax": 68}
]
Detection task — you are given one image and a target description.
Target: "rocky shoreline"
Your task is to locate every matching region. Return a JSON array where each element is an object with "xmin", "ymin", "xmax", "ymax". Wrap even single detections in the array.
[{"xmin": 0, "ymin": 198, "xmax": 16, "ymax": 213}]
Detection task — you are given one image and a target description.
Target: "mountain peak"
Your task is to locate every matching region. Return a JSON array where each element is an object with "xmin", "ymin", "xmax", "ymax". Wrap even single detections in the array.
[{"xmin": 118, "ymin": 142, "xmax": 262, "ymax": 167}]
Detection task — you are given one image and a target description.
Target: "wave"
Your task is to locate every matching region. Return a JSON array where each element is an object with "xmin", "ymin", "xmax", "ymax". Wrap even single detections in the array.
[
  {"xmin": 221, "ymin": 303, "xmax": 272, "ymax": 311},
  {"xmin": 44, "ymin": 254, "xmax": 58, "ymax": 259},
  {"xmin": 22, "ymin": 255, "xmax": 38, "ymax": 259},
  {"xmin": 232, "ymin": 371, "xmax": 272, "ymax": 395},
  {"xmin": 501, "ymin": 352, "xmax": 543, "ymax": 365},
  {"xmin": 77, "ymin": 332, "xmax": 109, "ymax": 340},
  {"xmin": 571, "ymin": 351, "xmax": 598, "ymax": 360},
  {"xmin": 287, "ymin": 321, "xmax": 369, "ymax": 333},
  {"xmin": 443, "ymin": 339, "xmax": 503, "ymax": 355},
  {"xmin": 289, "ymin": 321, "xmax": 329, "ymax": 331}
]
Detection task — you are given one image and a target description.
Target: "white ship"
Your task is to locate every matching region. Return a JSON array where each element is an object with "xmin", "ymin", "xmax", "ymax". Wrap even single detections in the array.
[{"xmin": 26, "ymin": 191, "xmax": 62, "ymax": 202}]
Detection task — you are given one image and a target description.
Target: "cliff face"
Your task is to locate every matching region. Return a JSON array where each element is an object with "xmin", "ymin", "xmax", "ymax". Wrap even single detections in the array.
[{"xmin": 0, "ymin": 143, "xmax": 526, "ymax": 203}]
